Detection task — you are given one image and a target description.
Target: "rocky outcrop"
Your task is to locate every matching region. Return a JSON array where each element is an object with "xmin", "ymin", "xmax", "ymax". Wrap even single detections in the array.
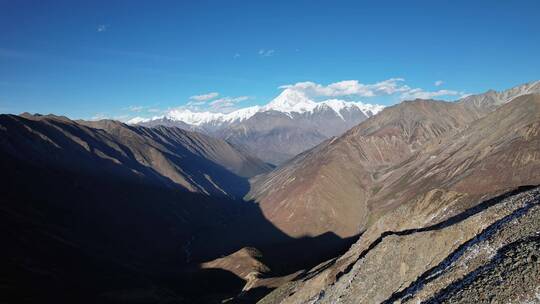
[
  {"xmin": 201, "ymin": 247, "xmax": 270, "ymax": 284},
  {"xmin": 259, "ymin": 187, "xmax": 540, "ymax": 304}
]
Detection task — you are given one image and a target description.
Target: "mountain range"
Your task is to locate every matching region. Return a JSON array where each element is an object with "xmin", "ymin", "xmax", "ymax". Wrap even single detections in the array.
[
  {"xmin": 134, "ymin": 87, "xmax": 385, "ymax": 164},
  {"xmin": 1, "ymin": 80, "xmax": 540, "ymax": 303}
]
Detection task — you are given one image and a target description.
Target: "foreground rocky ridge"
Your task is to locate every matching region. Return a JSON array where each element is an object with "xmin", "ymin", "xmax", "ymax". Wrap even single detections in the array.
[{"xmin": 259, "ymin": 186, "xmax": 540, "ymax": 304}]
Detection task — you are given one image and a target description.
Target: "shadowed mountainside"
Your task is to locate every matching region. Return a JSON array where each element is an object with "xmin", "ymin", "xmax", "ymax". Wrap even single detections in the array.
[{"xmin": 0, "ymin": 114, "xmax": 355, "ymax": 303}]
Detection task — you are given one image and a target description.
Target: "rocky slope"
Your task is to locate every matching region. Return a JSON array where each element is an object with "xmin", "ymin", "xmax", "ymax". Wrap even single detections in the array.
[
  {"xmin": 259, "ymin": 187, "xmax": 540, "ymax": 304},
  {"xmin": 247, "ymin": 92, "xmax": 540, "ymax": 239}
]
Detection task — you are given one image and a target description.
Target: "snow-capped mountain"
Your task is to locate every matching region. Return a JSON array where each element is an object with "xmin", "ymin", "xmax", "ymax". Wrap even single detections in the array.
[
  {"xmin": 262, "ymin": 88, "xmax": 384, "ymax": 117},
  {"xmin": 135, "ymin": 88, "xmax": 385, "ymax": 164},
  {"xmin": 131, "ymin": 89, "xmax": 384, "ymax": 128},
  {"xmin": 167, "ymin": 106, "xmax": 262, "ymax": 126}
]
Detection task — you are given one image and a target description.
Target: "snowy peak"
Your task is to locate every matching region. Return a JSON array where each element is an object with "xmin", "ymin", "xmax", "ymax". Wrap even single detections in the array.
[
  {"xmin": 129, "ymin": 89, "xmax": 385, "ymax": 126},
  {"xmin": 128, "ymin": 89, "xmax": 386, "ymax": 165},
  {"xmin": 262, "ymin": 88, "xmax": 384, "ymax": 118},
  {"xmin": 166, "ymin": 106, "xmax": 261, "ymax": 126},
  {"xmin": 316, "ymin": 99, "xmax": 385, "ymax": 117},
  {"xmin": 126, "ymin": 116, "xmax": 153, "ymax": 124},
  {"xmin": 263, "ymin": 89, "xmax": 316, "ymax": 113}
]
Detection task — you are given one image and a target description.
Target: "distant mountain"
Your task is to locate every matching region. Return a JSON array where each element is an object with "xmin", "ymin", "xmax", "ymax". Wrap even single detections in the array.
[{"xmin": 134, "ymin": 88, "xmax": 384, "ymax": 164}]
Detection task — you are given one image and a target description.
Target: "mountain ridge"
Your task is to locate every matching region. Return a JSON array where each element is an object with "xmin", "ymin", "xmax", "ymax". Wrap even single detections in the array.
[
  {"xmin": 134, "ymin": 88, "xmax": 385, "ymax": 164},
  {"xmin": 248, "ymin": 89, "xmax": 540, "ymax": 239},
  {"xmin": 130, "ymin": 88, "xmax": 384, "ymax": 126}
]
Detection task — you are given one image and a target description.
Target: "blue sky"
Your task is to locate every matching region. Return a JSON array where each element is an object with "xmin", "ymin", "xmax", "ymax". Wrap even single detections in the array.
[{"xmin": 1, "ymin": 0, "xmax": 539, "ymax": 120}]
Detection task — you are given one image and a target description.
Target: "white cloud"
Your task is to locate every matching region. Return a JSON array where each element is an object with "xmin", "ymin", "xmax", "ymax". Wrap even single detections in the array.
[
  {"xmin": 279, "ymin": 78, "xmax": 410, "ymax": 98},
  {"xmin": 90, "ymin": 113, "xmax": 107, "ymax": 120},
  {"xmin": 258, "ymin": 49, "xmax": 275, "ymax": 57},
  {"xmin": 434, "ymin": 80, "xmax": 444, "ymax": 87},
  {"xmin": 126, "ymin": 116, "xmax": 151, "ymax": 124},
  {"xmin": 400, "ymin": 88, "xmax": 466, "ymax": 100},
  {"xmin": 123, "ymin": 105, "xmax": 165, "ymax": 115},
  {"xmin": 113, "ymin": 115, "xmax": 130, "ymax": 121},
  {"xmin": 97, "ymin": 25, "xmax": 108, "ymax": 32},
  {"xmin": 279, "ymin": 78, "xmax": 468, "ymax": 101},
  {"xmin": 209, "ymin": 96, "xmax": 250, "ymax": 112},
  {"xmin": 126, "ymin": 105, "xmax": 144, "ymax": 112},
  {"xmin": 234, "ymin": 53, "xmax": 241, "ymax": 59},
  {"xmin": 186, "ymin": 100, "xmax": 207, "ymax": 106},
  {"xmin": 189, "ymin": 92, "xmax": 219, "ymax": 102}
]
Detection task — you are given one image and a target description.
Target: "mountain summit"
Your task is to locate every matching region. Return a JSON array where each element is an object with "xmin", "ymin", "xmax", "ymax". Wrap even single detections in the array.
[
  {"xmin": 134, "ymin": 88, "xmax": 384, "ymax": 164},
  {"xmin": 264, "ymin": 88, "xmax": 384, "ymax": 117}
]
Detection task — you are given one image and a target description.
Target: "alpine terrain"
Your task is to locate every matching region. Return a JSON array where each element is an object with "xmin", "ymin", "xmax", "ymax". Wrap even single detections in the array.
[
  {"xmin": 3, "ymin": 2, "xmax": 540, "ymax": 303},
  {"xmin": 2, "ymin": 80, "xmax": 540, "ymax": 304},
  {"xmin": 134, "ymin": 87, "xmax": 384, "ymax": 165}
]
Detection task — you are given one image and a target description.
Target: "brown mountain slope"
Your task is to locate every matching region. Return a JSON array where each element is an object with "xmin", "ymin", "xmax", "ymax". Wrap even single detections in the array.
[
  {"xmin": 247, "ymin": 99, "xmax": 483, "ymax": 238},
  {"xmin": 259, "ymin": 187, "xmax": 540, "ymax": 304},
  {"xmin": 247, "ymin": 94, "xmax": 540, "ymax": 239},
  {"xmin": 372, "ymin": 94, "xmax": 540, "ymax": 209},
  {"xmin": 251, "ymin": 94, "xmax": 540, "ymax": 303}
]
